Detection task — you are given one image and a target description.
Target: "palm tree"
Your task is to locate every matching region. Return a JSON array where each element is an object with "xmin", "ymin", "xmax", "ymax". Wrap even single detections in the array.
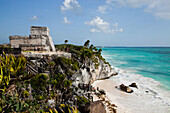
[
  {"xmin": 93, "ymin": 47, "xmax": 98, "ymax": 52},
  {"xmin": 65, "ymin": 40, "xmax": 68, "ymax": 44},
  {"xmin": 84, "ymin": 40, "xmax": 90, "ymax": 47},
  {"xmin": 98, "ymin": 48, "xmax": 102, "ymax": 53},
  {"xmin": 89, "ymin": 44, "xmax": 93, "ymax": 50}
]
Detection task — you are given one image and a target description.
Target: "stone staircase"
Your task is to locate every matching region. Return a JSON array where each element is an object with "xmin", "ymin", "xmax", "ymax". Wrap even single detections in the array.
[{"xmin": 26, "ymin": 62, "xmax": 38, "ymax": 75}]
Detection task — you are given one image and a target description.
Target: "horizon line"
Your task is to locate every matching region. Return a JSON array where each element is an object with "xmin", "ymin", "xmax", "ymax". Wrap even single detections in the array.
[{"xmin": 96, "ymin": 46, "xmax": 170, "ymax": 48}]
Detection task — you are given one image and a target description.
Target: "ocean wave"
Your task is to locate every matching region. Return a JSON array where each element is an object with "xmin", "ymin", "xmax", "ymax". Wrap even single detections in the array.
[{"xmin": 111, "ymin": 66, "xmax": 170, "ymax": 107}]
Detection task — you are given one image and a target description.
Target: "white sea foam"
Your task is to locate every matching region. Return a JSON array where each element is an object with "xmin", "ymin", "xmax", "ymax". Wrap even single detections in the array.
[{"xmin": 110, "ymin": 66, "xmax": 170, "ymax": 113}]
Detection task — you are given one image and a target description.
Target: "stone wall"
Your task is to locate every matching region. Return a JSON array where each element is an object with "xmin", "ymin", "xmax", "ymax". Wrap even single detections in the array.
[
  {"xmin": 10, "ymin": 36, "xmax": 43, "ymax": 48},
  {"xmin": 31, "ymin": 26, "xmax": 49, "ymax": 36},
  {"xmin": 46, "ymin": 36, "xmax": 56, "ymax": 51},
  {"xmin": 22, "ymin": 51, "xmax": 71, "ymax": 59},
  {"xmin": 9, "ymin": 26, "xmax": 56, "ymax": 51}
]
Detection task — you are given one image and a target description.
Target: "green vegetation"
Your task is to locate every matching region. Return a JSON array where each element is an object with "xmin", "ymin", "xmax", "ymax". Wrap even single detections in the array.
[
  {"xmin": 89, "ymin": 44, "xmax": 93, "ymax": 51},
  {"xmin": 22, "ymin": 50, "xmax": 33, "ymax": 52},
  {"xmin": 30, "ymin": 73, "xmax": 49, "ymax": 91},
  {"xmin": 0, "ymin": 93, "xmax": 31, "ymax": 112},
  {"xmin": 55, "ymin": 40, "xmax": 110, "ymax": 69},
  {"xmin": 80, "ymin": 48, "xmax": 93, "ymax": 60},
  {"xmin": 48, "ymin": 104, "xmax": 78, "ymax": 113},
  {"xmin": 22, "ymin": 90, "xmax": 29, "ymax": 97},
  {"xmin": 55, "ymin": 44, "xmax": 83, "ymax": 55},
  {"xmin": 0, "ymin": 45, "xmax": 10, "ymax": 48},
  {"xmin": 54, "ymin": 57, "xmax": 80, "ymax": 79},
  {"xmin": 65, "ymin": 40, "xmax": 68, "ymax": 44},
  {"xmin": 0, "ymin": 40, "xmax": 111, "ymax": 113},
  {"xmin": 0, "ymin": 52, "xmax": 76, "ymax": 112},
  {"xmin": 0, "ymin": 53, "xmax": 27, "ymax": 93},
  {"xmin": 84, "ymin": 40, "xmax": 90, "ymax": 47},
  {"xmin": 76, "ymin": 96, "xmax": 91, "ymax": 106}
]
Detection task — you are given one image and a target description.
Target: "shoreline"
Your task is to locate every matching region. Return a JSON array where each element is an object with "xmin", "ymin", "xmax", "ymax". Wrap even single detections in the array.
[
  {"xmin": 92, "ymin": 79, "xmax": 132, "ymax": 113},
  {"xmin": 92, "ymin": 67, "xmax": 170, "ymax": 113}
]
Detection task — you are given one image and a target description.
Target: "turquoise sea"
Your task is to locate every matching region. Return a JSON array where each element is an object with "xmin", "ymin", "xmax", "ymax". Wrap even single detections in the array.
[{"xmin": 100, "ymin": 47, "xmax": 170, "ymax": 90}]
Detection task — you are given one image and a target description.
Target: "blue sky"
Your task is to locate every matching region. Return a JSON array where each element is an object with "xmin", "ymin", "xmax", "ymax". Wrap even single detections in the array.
[{"xmin": 0, "ymin": 0, "xmax": 170, "ymax": 46}]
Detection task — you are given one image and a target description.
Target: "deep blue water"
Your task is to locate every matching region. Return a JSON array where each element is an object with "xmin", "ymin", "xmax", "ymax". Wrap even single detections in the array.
[{"xmin": 100, "ymin": 47, "xmax": 170, "ymax": 90}]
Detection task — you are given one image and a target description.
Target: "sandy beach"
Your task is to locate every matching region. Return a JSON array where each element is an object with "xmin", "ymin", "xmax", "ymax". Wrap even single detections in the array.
[
  {"xmin": 92, "ymin": 79, "xmax": 132, "ymax": 113},
  {"xmin": 92, "ymin": 70, "xmax": 170, "ymax": 113}
]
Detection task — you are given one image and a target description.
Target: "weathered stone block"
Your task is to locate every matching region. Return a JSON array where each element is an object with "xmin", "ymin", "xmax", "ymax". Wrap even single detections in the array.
[
  {"xmin": 31, "ymin": 26, "xmax": 49, "ymax": 36},
  {"xmin": 9, "ymin": 26, "xmax": 56, "ymax": 52}
]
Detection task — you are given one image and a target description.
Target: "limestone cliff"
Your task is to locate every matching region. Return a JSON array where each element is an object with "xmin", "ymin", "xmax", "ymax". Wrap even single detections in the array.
[
  {"xmin": 72, "ymin": 57, "xmax": 117, "ymax": 85},
  {"xmin": 54, "ymin": 44, "xmax": 117, "ymax": 85}
]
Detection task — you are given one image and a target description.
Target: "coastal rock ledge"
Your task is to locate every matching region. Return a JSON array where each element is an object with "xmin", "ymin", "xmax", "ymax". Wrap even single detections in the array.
[
  {"xmin": 72, "ymin": 58, "xmax": 117, "ymax": 85},
  {"xmin": 79, "ymin": 100, "xmax": 106, "ymax": 113}
]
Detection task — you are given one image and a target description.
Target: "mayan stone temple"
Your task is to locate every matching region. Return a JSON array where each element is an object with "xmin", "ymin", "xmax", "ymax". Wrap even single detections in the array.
[{"xmin": 9, "ymin": 26, "xmax": 56, "ymax": 51}]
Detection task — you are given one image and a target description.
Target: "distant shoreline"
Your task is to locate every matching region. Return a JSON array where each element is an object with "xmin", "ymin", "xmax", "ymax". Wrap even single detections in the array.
[
  {"xmin": 96, "ymin": 46, "xmax": 170, "ymax": 48},
  {"xmin": 92, "ymin": 66, "xmax": 170, "ymax": 113}
]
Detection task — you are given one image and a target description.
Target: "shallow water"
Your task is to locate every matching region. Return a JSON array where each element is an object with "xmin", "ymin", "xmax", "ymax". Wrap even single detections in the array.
[
  {"xmin": 98, "ymin": 47, "xmax": 170, "ymax": 112},
  {"xmin": 96, "ymin": 48, "xmax": 170, "ymax": 113},
  {"xmin": 100, "ymin": 47, "xmax": 170, "ymax": 90}
]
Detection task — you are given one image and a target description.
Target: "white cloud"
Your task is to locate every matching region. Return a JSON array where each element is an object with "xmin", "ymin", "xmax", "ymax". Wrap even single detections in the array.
[
  {"xmin": 119, "ymin": 28, "xmax": 123, "ymax": 32},
  {"xmin": 61, "ymin": 0, "xmax": 81, "ymax": 12},
  {"xmin": 85, "ymin": 16, "xmax": 123, "ymax": 34},
  {"xmin": 106, "ymin": 0, "xmax": 170, "ymax": 20},
  {"xmin": 113, "ymin": 22, "xmax": 118, "ymax": 27},
  {"xmin": 90, "ymin": 28, "xmax": 100, "ymax": 32},
  {"xmin": 30, "ymin": 15, "xmax": 39, "ymax": 21},
  {"xmin": 97, "ymin": 6, "xmax": 107, "ymax": 14},
  {"xmin": 106, "ymin": 0, "xmax": 116, "ymax": 5},
  {"xmin": 63, "ymin": 16, "xmax": 71, "ymax": 24}
]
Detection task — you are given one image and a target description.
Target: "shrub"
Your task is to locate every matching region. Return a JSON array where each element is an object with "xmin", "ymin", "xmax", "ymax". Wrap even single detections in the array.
[
  {"xmin": 76, "ymin": 96, "xmax": 90, "ymax": 106},
  {"xmin": 80, "ymin": 48, "xmax": 93, "ymax": 60},
  {"xmin": 72, "ymin": 61, "xmax": 79, "ymax": 71},
  {"xmin": 64, "ymin": 80, "xmax": 72, "ymax": 88},
  {"xmin": 30, "ymin": 73, "xmax": 48, "ymax": 91},
  {"xmin": 22, "ymin": 90, "xmax": 29, "ymax": 97},
  {"xmin": 0, "ymin": 53, "xmax": 27, "ymax": 93},
  {"xmin": 84, "ymin": 40, "xmax": 90, "ymax": 47}
]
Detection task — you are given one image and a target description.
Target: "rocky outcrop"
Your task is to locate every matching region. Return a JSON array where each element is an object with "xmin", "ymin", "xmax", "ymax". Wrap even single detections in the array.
[
  {"xmin": 80, "ymin": 100, "xmax": 106, "ymax": 113},
  {"xmin": 120, "ymin": 84, "xmax": 133, "ymax": 93},
  {"xmin": 129, "ymin": 83, "xmax": 138, "ymax": 89},
  {"xmin": 72, "ymin": 58, "xmax": 117, "ymax": 85},
  {"xmin": 98, "ymin": 89, "xmax": 106, "ymax": 95}
]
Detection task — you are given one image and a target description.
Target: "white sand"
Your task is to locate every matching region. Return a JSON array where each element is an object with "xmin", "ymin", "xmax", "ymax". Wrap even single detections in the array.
[
  {"xmin": 92, "ymin": 79, "xmax": 132, "ymax": 113},
  {"xmin": 92, "ymin": 72, "xmax": 170, "ymax": 113}
]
